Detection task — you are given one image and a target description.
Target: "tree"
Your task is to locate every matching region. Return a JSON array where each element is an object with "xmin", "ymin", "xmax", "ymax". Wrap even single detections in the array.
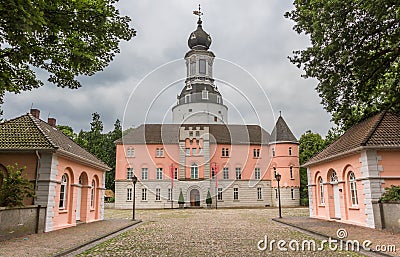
[
  {"xmin": 298, "ymin": 130, "xmax": 325, "ymax": 204},
  {"xmin": 0, "ymin": 0, "xmax": 136, "ymax": 104},
  {"xmin": 57, "ymin": 125, "xmax": 77, "ymax": 140},
  {"xmin": 285, "ymin": 1, "xmax": 400, "ymax": 129},
  {"xmin": 0, "ymin": 164, "xmax": 34, "ymax": 207}
]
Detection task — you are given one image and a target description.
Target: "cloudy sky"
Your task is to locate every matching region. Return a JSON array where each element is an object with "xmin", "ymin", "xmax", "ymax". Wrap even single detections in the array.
[{"xmin": 2, "ymin": 0, "xmax": 333, "ymax": 138}]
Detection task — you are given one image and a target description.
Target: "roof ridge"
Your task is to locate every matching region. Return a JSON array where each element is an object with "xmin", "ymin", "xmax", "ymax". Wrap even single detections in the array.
[
  {"xmin": 27, "ymin": 114, "xmax": 58, "ymax": 149},
  {"xmin": 361, "ymin": 110, "xmax": 387, "ymax": 146}
]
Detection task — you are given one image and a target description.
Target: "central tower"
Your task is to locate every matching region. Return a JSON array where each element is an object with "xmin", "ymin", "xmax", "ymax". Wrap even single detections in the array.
[{"xmin": 172, "ymin": 6, "xmax": 228, "ymax": 124}]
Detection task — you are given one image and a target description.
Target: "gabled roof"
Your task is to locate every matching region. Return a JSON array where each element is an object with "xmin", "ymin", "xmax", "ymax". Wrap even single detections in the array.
[
  {"xmin": 116, "ymin": 124, "xmax": 270, "ymax": 145},
  {"xmin": 304, "ymin": 110, "xmax": 400, "ymax": 167},
  {"xmin": 270, "ymin": 116, "xmax": 298, "ymax": 144},
  {"xmin": 0, "ymin": 113, "xmax": 110, "ymax": 170}
]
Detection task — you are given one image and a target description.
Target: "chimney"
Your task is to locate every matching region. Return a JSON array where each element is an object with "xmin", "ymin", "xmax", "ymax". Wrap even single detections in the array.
[
  {"xmin": 30, "ymin": 109, "xmax": 40, "ymax": 119},
  {"xmin": 48, "ymin": 118, "xmax": 56, "ymax": 127}
]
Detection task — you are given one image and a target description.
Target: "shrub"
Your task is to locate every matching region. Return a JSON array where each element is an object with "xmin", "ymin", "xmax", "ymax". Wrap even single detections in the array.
[
  {"xmin": 380, "ymin": 185, "xmax": 400, "ymax": 202},
  {"xmin": 178, "ymin": 189, "xmax": 185, "ymax": 205},
  {"xmin": 0, "ymin": 164, "xmax": 34, "ymax": 207},
  {"xmin": 206, "ymin": 190, "xmax": 212, "ymax": 205}
]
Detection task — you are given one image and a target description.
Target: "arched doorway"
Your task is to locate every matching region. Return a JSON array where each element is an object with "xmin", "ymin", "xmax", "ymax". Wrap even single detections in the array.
[
  {"xmin": 329, "ymin": 170, "xmax": 341, "ymax": 219},
  {"xmin": 190, "ymin": 189, "xmax": 200, "ymax": 207}
]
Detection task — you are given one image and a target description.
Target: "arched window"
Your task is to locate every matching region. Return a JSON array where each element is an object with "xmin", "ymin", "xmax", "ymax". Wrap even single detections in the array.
[
  {"xmin": 290, "ymin": 166, "xmax": 293, "ymax": 179},
  {"xmin": 90, "ymin": 180, "xmax": 95, "ymax": 208},
  {"xmin": 273, "ymin": 167, "xmax": 277, "ymax": 178},
  {"xmin": 289, "ymin": 147, "xmax": 292, "ymax": 156},
  {"xmin": 319, "ymin": 177, "xmax": 325, "ymax": 204},
  {"xmin": 330, "ymin": 170, "xmax": 338, "ymax": 183},
  {"xmin": 349, "ymin": 172, "xmax": 358, "ymax": 206},
  {"xmin": 59, "ymin": 174, "xmax": 68, "ymax": 209},
  {"xmin": 191, "ymin": 163, "xmax": 198, "ymax": 179}
]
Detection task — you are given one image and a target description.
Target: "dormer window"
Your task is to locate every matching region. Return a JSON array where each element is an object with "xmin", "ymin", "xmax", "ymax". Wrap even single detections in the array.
[
  {"xmin": 202, "ymin": 89, "xmax": 208, "ymax": 99},
  {"xmin": 199, "ymin": 59, "xmax": 206, "ymax": 74}
]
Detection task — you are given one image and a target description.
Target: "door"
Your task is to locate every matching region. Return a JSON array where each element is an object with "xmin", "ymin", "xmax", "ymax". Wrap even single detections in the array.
[
  {"xmin": 333, "ymin": 184, "xmax": 341, "ymax": 219},
  {"xmin": 190, "ymin": 189, "xmax": 200, "ymax": 206}
]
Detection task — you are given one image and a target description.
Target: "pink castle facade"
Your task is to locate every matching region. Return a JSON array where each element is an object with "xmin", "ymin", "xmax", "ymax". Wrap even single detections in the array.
[
  {"xmin": 114, "ymin": 14, "xmax": 300, "ymax": 209},
  {"xmin": 304, "ymin": 111, "xmax": 400, "ymax": 228}
]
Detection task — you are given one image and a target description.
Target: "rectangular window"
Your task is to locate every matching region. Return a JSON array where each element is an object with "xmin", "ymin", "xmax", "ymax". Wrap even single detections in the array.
[
  {"xmin": 202, "ymin": 90, "xmax": 209, "ymax": 99},
  {"xmin": 127, "ymin": 188, "xmax": 132, "ymax": 201},
  {"xmin": 233, "ymin": 188, "xmax": 239, "ymax": 200},
  {"xmin": 223, "ymin": 167, "xmax": 229, "ymax": 180},
  {"xmin": 127, "ymin": 168, "xmax": 133, "ymax": 180},
  {"xmin": 222, "ymin": 148, "xmax": 229, "ymax": 157},
  {"xmin": 156, "ymin": 168, "xmax": 163, "ymax": 180},
  {"xmin": 291, "ymin": 188, "xmax": 295, "ymax": 200},
  {"xmin": 273, "ymin": 167, "xmax": 277, "ymax": 178},
  {"xmin": 217, "ymin": 188, "xmax": 223, "ymax": 201},
  {"xmin": 272, "ymin": 148, "xmax": 275, "ymax": 157},
  {"xmin": 192, "ymin": 148, "xmax": 197, "ymax": 155},
  {"xmin": 257, "ymin": 187, "xmax": 262, "ymax": 200},
  {"xmin": 190, "ymin": 61, "xmax": 196, "ymax": 75},
  {"xmin": 290, "ymin": 166, "xmax": 293, "ymax": 179},
  {"xmin": 217, "ymin": 95, "xmax": 221, "ymax": 104},
  {"xmin": 142, "ymin": 168, "xmax": 148, "ymax": 180},
  {"xmin": 275, "ymin": 188, "xmax": 278, "ymax": 199},
  {"xmin": 156, "ymin": 188, "xmax": 161, "ymax": 201},
  {"xmin": 235, "ymin": 167, "xmax": 242, "ymax": 180},
  {"xmin": 196, "ymin": 131, "xmax": 200, "ymax": 137},
  {"xmin": 185, "ymin": 94, "xmax": 191, "ymax": 103},
  {"xmin": 289, "ymin": 147, "xmax": 292, "ymax": 156},
  {"xmin": 254, "ymin": 168, "xmax": 261, "ymax": 180},
  {"xmin": 174, "ymin": 168, "xmax": 178, "ymax": 179},
  {"xmin": 189, "ymin": 131, "xmax": 193, "ymax": 137},
  {"xmin": 191, "ymin": 165, "xmax": 199, "ymax": 179},
  {"xmin": 185, "ymin": 148, "xmax": 190, "ymax": 156},
  {"xmin": 126, "ymin": 147, "xmax": 134, "ymax": 157},
  {"xmin": 253, "ymin": 148, "xmax": 260, "ymax": 158},
  {"xmin": 168, "ymin": 188, "xmax": 172, "ymax": 201},
  {"xmin": 199, "ymin": 59, "xmax": 206, "ymax": 74},
  {"xmin": 156, "ymin": 148, "xmax": 164, "ymax": 157},
  {"xmin": 142, "ymin": 188, "xmax": 147, "ymax": 201}
]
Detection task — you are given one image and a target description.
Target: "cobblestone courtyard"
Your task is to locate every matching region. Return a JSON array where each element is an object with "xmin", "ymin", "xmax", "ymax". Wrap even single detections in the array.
[{"xmin": 77, "ymin": 208, "xmax": 362, "ymax": 257}]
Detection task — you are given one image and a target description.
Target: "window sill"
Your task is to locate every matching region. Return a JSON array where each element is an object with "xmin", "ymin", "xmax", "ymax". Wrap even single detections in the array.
[
  {"xmin": 349, "ymin": 206, "xmax": 359, "ymax": 210},
  {"xmin": 290, "ymin": 178, "xmax": 295, "ymax": 180},
  {"xmin": 257, "ymin": 199, "xmax": 263, "ymax": 201},
  {"xmin": 155, "ymin": 156, "xmax": 165, "ymax": 158},
  {"xmin": 221, "ymin": 156, "xmax": 230, "ymax": 158},
  {"xmin": 90, "ymin": 209, "xmax": 95, "ymax": 212},
  {"xmin": 127, "ymin": 200, "xmax": 133, "ymax": 202},
  {"xmin": 318, "ymin": 204, "xmax": 325, "ymax": 207},
  {"xmin": 59, "ymin": 210, "xmax": 68, "ymax": 214},
  {"xmin": 141, "ymin": 200, "xmax": 147, "ymax": 202},
  {"xmin": 233, "ymin": 200, "xmax": 240, "ymax": 202}
]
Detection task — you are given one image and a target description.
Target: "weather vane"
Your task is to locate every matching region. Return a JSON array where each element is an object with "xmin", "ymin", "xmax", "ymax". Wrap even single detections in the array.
[{"xmin": 193, "ymin": 4, "xmax": 203, "ymax": 19}]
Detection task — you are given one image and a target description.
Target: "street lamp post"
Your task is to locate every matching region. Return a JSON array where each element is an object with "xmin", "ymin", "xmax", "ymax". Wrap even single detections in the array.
[
  {"xmin": 132, "ymin": 175, "xmax": 138, "ymax": 221},
  {"xmin": 170, "ymin": 164, "xmax": 174, "ymax": 209},
  {"xmin": 275, "ymin": 173, "xmax": 282, "ymax": 218}
]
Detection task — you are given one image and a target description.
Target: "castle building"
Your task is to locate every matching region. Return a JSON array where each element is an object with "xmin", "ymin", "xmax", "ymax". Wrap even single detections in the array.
[{"xmin": 114, "ymin": 10, "xmax": 300, "ymax": 209}]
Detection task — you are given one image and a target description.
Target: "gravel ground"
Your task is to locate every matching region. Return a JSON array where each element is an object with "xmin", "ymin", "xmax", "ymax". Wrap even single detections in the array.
[{"xmin": 77, "ymin": 208, "xmax": 363, "ymax": 257}]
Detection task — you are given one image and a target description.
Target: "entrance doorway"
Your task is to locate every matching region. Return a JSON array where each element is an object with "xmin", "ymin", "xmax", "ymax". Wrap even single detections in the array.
[{"xmin": 190, "ymin": 189, "xmax": 200, "ymax": 206}]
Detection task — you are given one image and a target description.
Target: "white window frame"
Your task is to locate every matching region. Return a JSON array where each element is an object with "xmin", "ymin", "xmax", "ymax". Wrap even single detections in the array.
[
  {"xmin": 291, "ymin": 188, "xmax": 295, "ymax": 200},
  {"xmin": 233, "ymin": 188, "xmax": 239, "ymax": 200},
  {"xmin": 319, "ymin": 177, "xmax": 325, "ymax": 204},
  {"xmin": 142, "ymin": 188, "xmax": 147, "ymax": 201},
  {"xmin": 191, "ymin": 163, "xmax": 199, "ymax": 179},
  {"xmin": 90, "ymin": 180, "xmax": 95, "ymax": 208},
  {"xmin": 156, "ymin": 168, "xmax": 163, "ymax": 180},
  {"xmin": 199, "ymin": 59, "xmax": 206, "ymax": 74},
  {"xmin": 156, "ymin": 188, "xmax": 161, "ymax": 201},
  {"xmin": 127, "ymin": 168, "xmax": 133, "ymax": 180},
  {"xmin": 217, "ymin": 188, "xmax": 223, "ymax": 201},
  {"xmin": 168, "ymin": 188, "xmax": 172, "ymax": 201},
  {"xmin": 349, "ymin": 172, "xmax": 358, "ymax": 206},
  {"xmin": 202, "ymin": 89, "xmax": 209, "ymax": 99},
  {"xmin": 127, "ymin": 188, "xmax": 133, "ymax": 201},
  {"xmin": 235, "ymin": 167, "xmax": 241, "ymax": 180},
  {"xmin": 141, "ymin": 168, "xmax": 148, "ymax": 180},
  {"xmin": 59, "ymin": 174, "xmax": 68, "ymax": 209},
  {"xmin": 253, "ymin": 148, "xmax": 260, "ymax": 158},
  {"xmin": 185, "ymin": 94, "xmax": 191, "ymax": 103},
  {"xmin": 257, "ymin": 187, "xmax": 262, "ymax": 200},
  {"xmin": 254, "ymin": 168, "xmax": 261, "ymax": 180},
  {"xmin": 223, "ymin": 167, "xmax": 229, "ymax": 180}
]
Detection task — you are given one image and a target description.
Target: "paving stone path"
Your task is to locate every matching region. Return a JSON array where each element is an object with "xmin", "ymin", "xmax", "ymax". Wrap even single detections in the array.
[{"xmin": 77, "ymin": 208, "xmax": 363, "ymax": 257}]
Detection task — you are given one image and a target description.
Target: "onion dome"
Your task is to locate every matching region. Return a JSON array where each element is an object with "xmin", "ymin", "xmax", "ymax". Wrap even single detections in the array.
[{"xmin": 188, "ymin": 18, "xmax": 212, "ymax": 50}]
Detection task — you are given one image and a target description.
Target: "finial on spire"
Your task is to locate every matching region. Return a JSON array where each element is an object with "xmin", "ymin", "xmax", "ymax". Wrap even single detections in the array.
[
  {"xmin": 193, "ymin": 4, "xmax": 203, "ymax": 18},
  {"xmin": 279, "ymin": 111, "xmax": 282, "ymax": 117},
  {"xmin": 193, "ymin": 4, "xmax": 203, "ymax": 24}
]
